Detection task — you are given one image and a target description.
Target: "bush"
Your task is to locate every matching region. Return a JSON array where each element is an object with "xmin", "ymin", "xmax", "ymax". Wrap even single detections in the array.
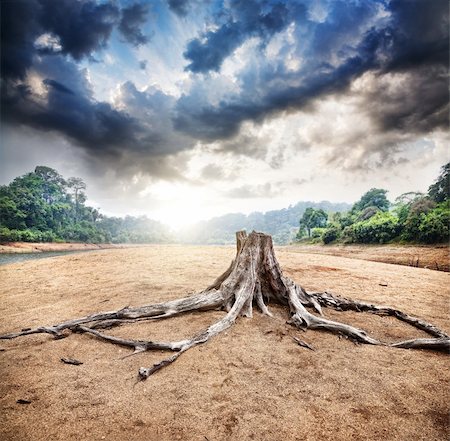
[
  {"xmin": 311, "ymin": 228, "xmax": 326, "ymax": 239},
  {"xmin": 340, "ymin": 225, "xmax": 354, "ymax": 243},
  {"xmin": 350, "ymin": 212, "xmax": 400, "ymax": 244},
  {"xmin": 18, "ymin": 229, "xmax": 40, "ymax": 242},
  {"xmin": 417, "ymin": 204, "xmax": 450, "ymax": 243},
  {"xmin": 0, "ymin": 227, "xmax": 14, "ymax": 241},
  {"xmin": 322, "ymin": 226, "xmax": 340, "ymax": 244}
]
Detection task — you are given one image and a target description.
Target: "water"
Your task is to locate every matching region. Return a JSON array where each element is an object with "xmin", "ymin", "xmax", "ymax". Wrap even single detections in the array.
[{"xmin": 0, "ymin": 250, "xmax": 95, "ymax": 266}]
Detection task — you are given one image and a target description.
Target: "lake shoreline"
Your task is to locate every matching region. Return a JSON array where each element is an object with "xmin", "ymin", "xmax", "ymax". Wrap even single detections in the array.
[{"xmin": 0, "ymin": 242, "xmax": 130, "ymax": 254}]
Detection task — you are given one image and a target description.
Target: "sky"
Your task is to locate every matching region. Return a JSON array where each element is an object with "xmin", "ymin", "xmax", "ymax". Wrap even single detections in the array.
[{"xmin": 1, "ymin": 0, "xmax": 448, "ymax": 229}]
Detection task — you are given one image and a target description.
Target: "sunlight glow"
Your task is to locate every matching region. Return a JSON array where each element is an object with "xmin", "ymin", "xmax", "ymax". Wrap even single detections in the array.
[{"xmin": 142, "ymin": 182, "xmax": 213, "ymax": 230}]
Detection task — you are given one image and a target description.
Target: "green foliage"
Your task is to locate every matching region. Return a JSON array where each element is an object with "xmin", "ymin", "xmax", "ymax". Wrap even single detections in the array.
[
  {"xmin": 313, "ymin": 164, "xmax": 448, "ymax": 245},
  {"xmin": 401, "ymin": 197, "xmax": 436, "ymax": 241},
  {"xmin": 417, "ymin": 203, "xmax": 449, "ymax": 243},
  {"xmin": 298, "ymin": 208, "xmax": 328, "ymax": 238},
  {"xmin": 322, "ymin": 226, "xmax": 340, "ymax": 244},
  {"xmin": 357, "ymin": 206, "xmax": 379, "ymax": 221},
  {"xmin": 0, "ymin": 227, "xmax": 58, "ymax": 242},
  {"xmin": 0, "ymin": 167, "xmax": 171, "ymax": 244},
  {"xmin": 350, "ymin": 212, "xmax": 400, "ymax": 244},
  {"xmin": 1, "ymin": 163, "xmax": 448, "ymax": 246},
  {"xmin": 428, "ymin": 162, "xmax": 449, "ymax": 203},
  {"xmin": 351, "ymin": 188, "xmax": 390, "ymax": 213},
  {"xmin": 311, "ymin": 227, "xmax": 326, "ymax": 239}
]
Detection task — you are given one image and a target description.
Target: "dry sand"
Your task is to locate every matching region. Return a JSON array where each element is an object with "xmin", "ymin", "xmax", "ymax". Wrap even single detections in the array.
[
  {"xmin": 0, "ymin": 245, "xmax": 449, "ymax": 441},
  {"xmin": 287, "ymin": 243, "xmax": 450, "ymax": 272},
  {"xmin": 0, "ymin": 242, "xmax": 128, "ymax": 254}
]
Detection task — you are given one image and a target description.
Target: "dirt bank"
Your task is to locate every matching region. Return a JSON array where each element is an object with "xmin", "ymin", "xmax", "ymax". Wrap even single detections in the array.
[
  {"xmin": 287, "ymin": 243, "xmax": 450, "ymax": 272},
  {"xmin": 0, "ymin": 246, "xmax": 449, "ymax": 441},
  {"xmin": 0, "ymin": 242, "xmax": 131, "ymax": 254}
]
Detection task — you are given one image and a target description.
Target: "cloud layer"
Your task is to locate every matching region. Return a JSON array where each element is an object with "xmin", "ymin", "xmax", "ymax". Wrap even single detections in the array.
[{"xmin": 1, "ymin": 0, "xmax": 448, "ymax": 193}]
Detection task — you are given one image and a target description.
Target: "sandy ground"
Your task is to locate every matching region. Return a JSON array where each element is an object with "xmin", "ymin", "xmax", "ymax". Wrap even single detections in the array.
[
  {"xmin": 0, "ymin": 242, "xmax": 129, "ymax": 254},
  {"xmin": 287, "ymin": 243, "xmax": 450, "ymax": 272},
  {"xmin": 0, "ymin": 245, "xmax": 449, "ymax": 441}
]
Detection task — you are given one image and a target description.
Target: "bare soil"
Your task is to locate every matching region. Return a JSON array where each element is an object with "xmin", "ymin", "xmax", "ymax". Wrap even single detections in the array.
[
  {"xmin": 287, "ymin": 243, "xmax": 450, "ymax": 272},
  {"xmin": 0, "ymin": 245, "xmax": 449, "ymax": 441},
  {"xmin": 0, "ymin": 242, "xmax": 128, "ymax": 254}
]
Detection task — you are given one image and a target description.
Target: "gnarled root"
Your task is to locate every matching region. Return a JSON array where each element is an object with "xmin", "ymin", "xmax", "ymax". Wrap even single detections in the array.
[{"xmin": 1, "ymin": 231, "xmax": 448, "ymax": 380}]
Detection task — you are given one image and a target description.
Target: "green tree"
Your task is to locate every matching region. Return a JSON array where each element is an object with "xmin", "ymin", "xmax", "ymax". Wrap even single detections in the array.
[
  {"xmin": 351, "ymin": 188, "xmax": 390, "ymax": 213},
  {"xmin": 393, "ymin": 192, "xmax": 424, "ymax": 226},
  {"xmin": 67, "ymin": 177, "xmax": 87, "ymax": 222},
  {"xmin": 298, "ymin": 208, "xmax": 328, "ymax": 238},
  {"xmin": 0, "ymin": 195, "xmax": 27, "ymax": 229},
  {"xmin": 402, "ymin": 197, "xmax": 436, "ymax": 241},
  {"xmin": 350, "ymin": 212, "xmax": 400, "ymax": 244},
  {"xmin": 417, "ymin": 203, "xmax": 450, "ymax": 243},
  {"xmin": 428, "ymin": 162, "xmax": 449, "ymax": 203},
  {"xmin": 34, "ymin": 166, "xmax": 66, "ymax": 204}
]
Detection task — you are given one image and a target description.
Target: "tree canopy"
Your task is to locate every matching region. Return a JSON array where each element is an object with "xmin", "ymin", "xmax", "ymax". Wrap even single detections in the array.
[
  {"xmin": 298, "ymin": 208, "xmax": 328, "ymax": 238},
  {"xmin": 0, "ymin": 166, "xmax": 171, "ymax": 244},
  {"xmin": 351, "ymin": 188, "xmax": 390, "ymax": 213},
  {"xmin": 1, "ymin": 164, "xmax": 448, "ymax": 245},
  {"xmin": 297, "ymin": 164, "xmax": 449, "ymax": 245},
  {"xmin": 428, "ymin": 162, "xmax": 449, "ymax": 203}
]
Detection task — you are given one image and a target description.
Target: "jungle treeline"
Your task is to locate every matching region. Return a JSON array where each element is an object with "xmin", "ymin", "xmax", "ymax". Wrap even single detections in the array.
[{"xmin": 0, "ymin": 164, "xmax": 448, "ymax": 245}]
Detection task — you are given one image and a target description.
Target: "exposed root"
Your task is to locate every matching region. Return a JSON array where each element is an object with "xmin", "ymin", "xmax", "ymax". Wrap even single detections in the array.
[
  {"xmin": 0, "ymin": 290, "xmax": 224, "ymax": 340},
  {"xmin": 311, "ymin": 291, "xmax": 447, "ymax": 334},
  {"xmin": 1, "ymin": 230, "xmax": 448, "ymax": 380},
  {"xmin": 391, "ymin": 338, "xmax": 450, "ymax": 352}
]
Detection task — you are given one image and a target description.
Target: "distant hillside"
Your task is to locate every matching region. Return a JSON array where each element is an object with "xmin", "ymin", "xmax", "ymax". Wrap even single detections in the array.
[{"xmin": 178, "ymin": 201, "xmax": 352, "ymax": 245}]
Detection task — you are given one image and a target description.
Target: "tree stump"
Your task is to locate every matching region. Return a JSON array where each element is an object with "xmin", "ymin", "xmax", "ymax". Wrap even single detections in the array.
[{"xmin": 1, "ymin": 231, "xmax": 448, "ymax": 380}]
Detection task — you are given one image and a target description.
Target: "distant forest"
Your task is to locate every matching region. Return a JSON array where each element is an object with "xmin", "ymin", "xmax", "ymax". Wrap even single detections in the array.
[
  {"xmin": 178, "ymin": 201, "xmax": 351, "ymax": 245},
  {"xmin": 0, "ymin": 164, "xmax": 448, "ymax": 245},
  {"xmin": 0, "ymin": 166, "xmax": 171, "ymax": 244},
  {"xmin": 294, "ymin": 163, "xmax": 449, "ymax": 245}
]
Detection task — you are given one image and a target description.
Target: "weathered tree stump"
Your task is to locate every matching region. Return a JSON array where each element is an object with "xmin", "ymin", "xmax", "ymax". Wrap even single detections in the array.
[{"xmin": 1, "ymin": 231, "xmax": 448, "ymax": 380}]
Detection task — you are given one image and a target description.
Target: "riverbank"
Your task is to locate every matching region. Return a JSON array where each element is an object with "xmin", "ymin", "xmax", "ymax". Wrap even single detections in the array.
[
  {"xmin": 0, "ymin": 242, "xmax": 131, "ymax": 254},
  {"xmin": 286, "ymin": 243, "xmax": 450, "ymax": 272}
]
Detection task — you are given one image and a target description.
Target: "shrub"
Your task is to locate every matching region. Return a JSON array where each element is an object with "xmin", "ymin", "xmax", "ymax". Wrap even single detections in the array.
[
  {"xmin": 311, "ymin": 228, "xmax": 326, "ymax": 239},
  {"xmin": 417, "ymin": 204, "xmax": 450, "ymax": 243},
  {"xmin": 322, "ymin": 226, "xmax": 340, "ymax": 244},
  {"xmin": 350, "ymin": 212, "xmax": 400, "ymax": 244},
  {"xmin": 0, "ymin": 227, "xmax": 13, "ymax": 241}
]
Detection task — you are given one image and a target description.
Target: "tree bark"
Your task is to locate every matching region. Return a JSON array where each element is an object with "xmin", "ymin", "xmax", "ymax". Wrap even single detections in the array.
[{"xmin": 1, "ymin": 231, "xmax": 448, "ymax": 380}]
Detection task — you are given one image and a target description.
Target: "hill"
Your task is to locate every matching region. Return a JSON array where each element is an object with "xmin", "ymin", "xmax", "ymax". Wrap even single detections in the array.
[{"xmin": 178, "ymin": 201, "xmax": 351, "ymax": 245}]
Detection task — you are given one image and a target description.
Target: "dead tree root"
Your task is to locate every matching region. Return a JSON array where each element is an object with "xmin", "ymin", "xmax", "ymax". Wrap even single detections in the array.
[{"xmin": 1, "ymin": 231, "xmax": 448, "ymax": 380}]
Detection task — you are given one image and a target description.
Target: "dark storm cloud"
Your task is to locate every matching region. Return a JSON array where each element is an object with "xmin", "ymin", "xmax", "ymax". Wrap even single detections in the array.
[
  {"xmin": 118, "ymin": 2, "xmax": 150, "ymax": 46},
  {"xmin": 0, "ymin": 0, "xmax": 42, "ymax": 79},
  {"xmin": 184, "ymin": 0, "xmax": 304, "ymax": 73},
  {"xmin": 176, "ymin": 0, "xmax": 384, "ymax": 139},
  {"xmin": 2, "ymin": 58, "xmax": 140, "ymax": 157},
  {"xmin": 167, "ymin": 0, "xmax": 190, "ymax": 17},
  {"xmin": 175, "ymin": 26, "xmax": 382, "ymax": 140},
  {"xmin": 366, "ymin": 0, "xmax": 449, "ymax": 135},
  {"xmin": 176, "ymin": 0, "xmax": 449, "ymax": 156},
  {"xmin": 386, "ymin": 0, "xmax": 449, "ymax": 71},
  {"xmin": 1, "ymin": 0, "xmax": 448, "ymax": 179},
  {"xmin": 42, "ymin": 79, "xmax": 75, "ymax": 95},
  {"xmin": 1, "ymin": 0, "xmax": 149, "ymax": 80},
  {"xmin": 366, "ymin": 67, "xmax": 448, "ymax": 136},
  {"xmin": 38, "ymin": 0, "xmax": 120, "ymax": 60},
  {"xmin": 1, "ymin": 0, "xmax": 162, "ymax": 173}
]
